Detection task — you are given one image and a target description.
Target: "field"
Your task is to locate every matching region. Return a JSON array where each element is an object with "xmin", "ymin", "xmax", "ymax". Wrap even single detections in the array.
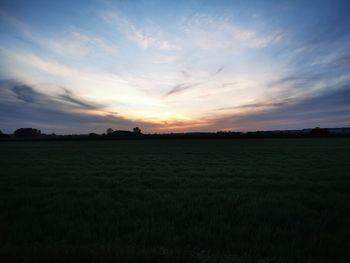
[{"xmin": 1, "ymin": 138, "xmax": 350, "ymax": 262}]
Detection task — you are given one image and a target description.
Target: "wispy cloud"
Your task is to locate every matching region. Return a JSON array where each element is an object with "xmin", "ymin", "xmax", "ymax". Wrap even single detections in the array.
[
  {"xmin": 1, "ymin": 49, "xmax": 159, "ymax": 113},
  {"xmin": 0, "ymin": 14, "xmax": 118, "ymax": 58},
  {"xmin": 151, "ymin": 55, "xmax": 179, "ymax": 64},
  {"xmin": 12, "ymin": 84, "xmax": 44, "ymax": 103},
  {"xmin": 101, "ymin": 11, "xmax": 181, "ymax": 50},
  {"xmin": 58, "ymin": 88, "xmax": 102, "ymax": 110},
  {"xmin": 180, "ymin": 14, "xmax": 283, "ymax": 50},
  {"xmin": 49, "ymin": 29, "xmax": 118, "ymax": 57},
  {"xmin": 211, "ymin": 85, "xmax": 350, "ymax": 131},
  {"xmin": 164, "ymin": 82, "xmax": 200, "ymax": 98},
  {"xmin": 0, "ymin": 12, "xmax": 35, "ymax": 41},
  {"xmin": 0, "ymin": 80, "xmax": 160, "ymax": 134},
  {"xmin": 214, "ymin": 66, "xmax": 224, "ymax": 75},
  {"xmin": 216, "ymin": 98, "xmax": 294, "ymax": 112}
]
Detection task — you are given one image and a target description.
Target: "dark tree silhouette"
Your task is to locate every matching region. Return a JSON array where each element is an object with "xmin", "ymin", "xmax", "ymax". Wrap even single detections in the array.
[
  {"xmin": 106, "ymin": 128, "xmax": 114, "ymax": 135},
  {"xmin": 0, "ymin": 130, "xmax": 10, "ymax": 138},
  {"xmin": 14, "ymin": 128, "xmax": 41, "ymax": 137},
  {"xmin": 133, "ymin": 127, "xmax": 142, "ymax": 135},
  {"xmin": 311, "ymin": 127, "xmax": 330, "ymax": 136}
]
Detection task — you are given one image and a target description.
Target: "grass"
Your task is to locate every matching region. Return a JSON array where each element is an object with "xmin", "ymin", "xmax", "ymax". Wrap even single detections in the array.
[{"xmin": 0, "ymin": 138, "xmax": 350, "ymax": 262}]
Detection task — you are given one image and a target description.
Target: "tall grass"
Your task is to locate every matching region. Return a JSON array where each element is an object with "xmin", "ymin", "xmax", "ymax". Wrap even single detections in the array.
[{"xmin": 1, "ymin": 139, "xmax": 350, "ymax": 262}]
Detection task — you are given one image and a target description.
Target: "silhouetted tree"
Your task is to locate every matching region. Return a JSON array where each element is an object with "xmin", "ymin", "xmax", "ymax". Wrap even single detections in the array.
[
  {"xmin": 106, "ymin": 128, "xmax": 114, "ymax": 135},
  {"xmin": 14, "ymin": 128, "xmax": 41, "ymax": 137},
  {"xmin": 0, "ymin": 131, "xmax": 9, "ymax": 138},
  {"xmin": 311, "ymin": 127, "xmax": 330, "ymax": 136},
  {"xmin": 133, "ymin": 127, "xmax": 142, "ymax": 135}
]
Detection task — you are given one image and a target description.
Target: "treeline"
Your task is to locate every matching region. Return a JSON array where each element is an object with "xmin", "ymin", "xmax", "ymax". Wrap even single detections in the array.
[{"xmin": 1, "ymin": 127, "xmax": 350, "ymax": 141}]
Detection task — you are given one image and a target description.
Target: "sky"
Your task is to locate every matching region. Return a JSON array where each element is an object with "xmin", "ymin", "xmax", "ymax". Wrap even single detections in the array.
[{"xmin": 0, "ymin": 0, "xmax": 350, "ymax": 134}]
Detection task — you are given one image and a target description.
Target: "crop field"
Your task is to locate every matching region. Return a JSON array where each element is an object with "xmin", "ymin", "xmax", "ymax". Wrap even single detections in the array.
[{"xmin": 1, "ymin": 138, "xmax": 350, "ymax": 262}]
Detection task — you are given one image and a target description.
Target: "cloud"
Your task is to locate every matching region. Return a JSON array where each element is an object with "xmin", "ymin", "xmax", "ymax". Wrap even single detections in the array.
[
  {"xmin": 271, "ymin": 3, "xmax": 350, "ymax": 90},
  {"xmin": 214, "ymin": 66, "xmax": 224, "ymax": 75},
  {"xmin": 164, "ymin": 82, "xmax": 201, "ymax": 98},
  {"xmin": 12, "ymin": 84, "xmax": 45, "ymax": 103},
  {"xmin": 0, "ymin": 14, "xmax": 118, "ymax": 58},
  {"xmin": 58, "ymin": 88, "xmax": 102, "ymax": 110},
  {"xmin": 211, "ymin": 85, "xmax": 350, "ymax": 131},
  {"xmin": 221, "ymin": 82, "xmax": 237, "ymax": 88},
  {"xmin": 0, "ymin": 13, "xmax": 35, "ymax": 41},
  {"xmin": 101, "ymin": 11, "xmax": 181, "ymax": 50},
  {"xmin": 3, "ymin": 50, "xmax": 141, "ymax": 101},
  {"xmin": 48, "ymin": 30, "xmax": 118, "ymax": 57},
  {"xmin": 216, "ymin": 98, "xmax": 294, "ymax": 111},
  {"xmin": 0, "ymin": 80, "xmax": 160, "ymax": 134},
  {"xmin": 180, "ymin": 14, "xmax": 282, "ymax": 50},
  {"xmin": 152, "ymin": 55, "xmax": 179, "ymax": 64}
]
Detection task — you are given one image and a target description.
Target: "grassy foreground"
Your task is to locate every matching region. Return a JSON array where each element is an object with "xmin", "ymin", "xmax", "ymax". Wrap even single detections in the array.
[{"xmin": 1, "ymin": 138, "xmax": 350, "ymax": 262}]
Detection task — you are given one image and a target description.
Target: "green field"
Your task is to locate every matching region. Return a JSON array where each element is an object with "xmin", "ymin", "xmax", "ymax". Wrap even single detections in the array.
[{"xmin": 1, "ymin": 138, "xmax": 350, "ymax": 262}]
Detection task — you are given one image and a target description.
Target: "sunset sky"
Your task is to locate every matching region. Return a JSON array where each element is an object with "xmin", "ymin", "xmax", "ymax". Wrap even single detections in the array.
[{"xmin": 1, "ymin": 0, "xmax": 350, "ymax": 134}]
